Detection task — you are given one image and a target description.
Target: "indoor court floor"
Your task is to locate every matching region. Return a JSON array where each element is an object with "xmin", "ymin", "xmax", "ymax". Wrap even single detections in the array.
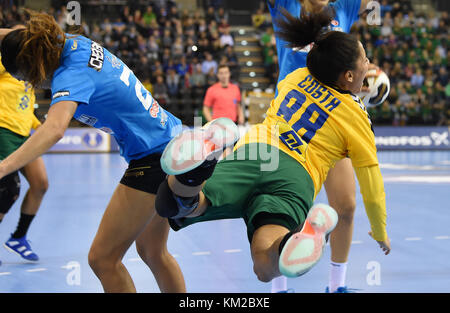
[{"xmin": 0, "ymin": 150, "xmax": 449, "ymax": 293}]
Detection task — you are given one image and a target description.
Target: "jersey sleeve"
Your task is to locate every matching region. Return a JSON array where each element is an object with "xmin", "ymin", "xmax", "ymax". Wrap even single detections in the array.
[
  {"xmin": 31, "ymin": 114, "xmax": 41, "ymax": 130},
  {"xmin": 50, "ymin": 67, "xmax": 95, "ymax": 106},
  {"xmin": 346, "ymin": 107, "xmax": 378, "ymax": 168},
  {"xmin": 332, "ymin": 0, "xmax": 361, "ymax": 27},
  {"xmin": 354, "ymin": 165, "xmax": 387, "ymax": 241}
]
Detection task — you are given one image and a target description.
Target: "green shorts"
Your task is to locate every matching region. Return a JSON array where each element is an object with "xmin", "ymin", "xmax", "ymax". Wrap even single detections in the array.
[
  {"xmin": 0, "ymin": 127, "xmax": 28, "ymax": 160},
  {"xmin": 169, "ymin": 143, "xmax": 315, "ymax": 242}
]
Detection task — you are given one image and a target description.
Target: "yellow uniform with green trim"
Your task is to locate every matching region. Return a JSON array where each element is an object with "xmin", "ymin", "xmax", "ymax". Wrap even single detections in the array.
[
  {"xmin": 0, "ymin": 55, "xmax": 40, "ymax": 137},
  {"xmin": 235, "ymin": 67, "xmax": 388, "ymax": 241}
]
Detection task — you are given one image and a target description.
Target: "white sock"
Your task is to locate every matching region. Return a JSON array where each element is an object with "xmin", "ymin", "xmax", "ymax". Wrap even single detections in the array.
[
  {"xmin": 271, "ymin": 276, "xmax": 288, "ymax": 293},
  {"xmin": 328, "ymin": 262, "xmax": 347, "ymax": 292}
]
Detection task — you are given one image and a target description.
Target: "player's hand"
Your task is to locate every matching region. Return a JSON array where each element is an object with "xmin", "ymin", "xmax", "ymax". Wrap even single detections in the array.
[
  {"xmin": 360, "ymin": 63, "xmax": 381, "ymax": 93},
  {"xmin": 369, "ymin": 231, "xmax": 391, "ymax": 255}
]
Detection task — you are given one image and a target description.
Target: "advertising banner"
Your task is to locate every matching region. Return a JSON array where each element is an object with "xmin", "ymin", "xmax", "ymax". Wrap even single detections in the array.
[
  {"xmin": 374, "ymin": 126, "xmax": 450, "ymax": 150},
  {"xmin": 47, "ymin": 128, "xmax": 111, "ymax": 153}
]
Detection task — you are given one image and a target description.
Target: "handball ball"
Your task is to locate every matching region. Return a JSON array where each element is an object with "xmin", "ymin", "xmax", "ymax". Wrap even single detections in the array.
[{"xmin": 358, "ymin": 68, "xmax": 390, "ymax": 107}]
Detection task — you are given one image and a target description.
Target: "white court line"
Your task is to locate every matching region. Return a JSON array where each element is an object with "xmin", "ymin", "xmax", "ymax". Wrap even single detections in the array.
[
  {"xmin": 127, "ymin": 257, "xmax": 142, "ymax": 262},
  {"xmin": 405, "ymin": 237, "xmax": 422, "ymax": 241},
  {"xmin": 435, "ymin": 236, "xmax": 450, "ymax": 240},
  {"xmin": 351, "ymin": 240, "xmax": 363, "ymax": 244},
  {"xmin": 0, "ymin": 272, "xmax": 11, "ymax": 276},
  {"xmin": 192, "ymin": 251, "xmax": 211, "ymax": 256},
  {"xmin": 26, "ymin": 268, "xmax": 47, "ymax": 272},
  {"xmin": 224, "ymin": 249, "xmax": 242, "ymax": 253}
]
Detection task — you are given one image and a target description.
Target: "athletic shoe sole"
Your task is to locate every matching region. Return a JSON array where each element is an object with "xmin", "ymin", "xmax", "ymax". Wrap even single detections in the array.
[
  {"xmin": 279, "ymin": 203, "xmax": 338, "ymax": 278},
  {"xmin": 161, "ymin": 117, "xmax": 240, "ymax": 175}
]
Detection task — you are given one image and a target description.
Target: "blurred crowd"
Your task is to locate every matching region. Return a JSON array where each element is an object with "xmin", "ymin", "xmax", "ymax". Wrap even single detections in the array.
[
  {"xmin": 254, "ymin": 0, "xmax": 449, "ymax": 126},
  {"xmin": 0, "ymin": 0, "xmax": 238, "ymax": 110},
  {"xmin": 1, "ymin": 0, "xmax": 449, "ymax": 126}
]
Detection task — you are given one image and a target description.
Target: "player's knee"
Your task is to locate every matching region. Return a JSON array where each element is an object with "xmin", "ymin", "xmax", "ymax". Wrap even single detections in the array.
[
  {"xmin": 253, "ymin": 264, "xmax": 274, "ymax": 283},
  {"xmin": 136, "ymin": 241, "xmax": 166, "ymax": 265},
  {"xmin": 29, "ymin": 178, "xmax": 49, "ymax": 197},
  {"xmin": 88, "ymin": 246, "xmax": 117, "ymax": 275},
  {"xmin": 332, "ymin": 196, "xmax": 356, "ymax": 219},
  {"xmin": 252, "ymin": 254, "xmax": 275, "ymax": 283},
  {"xmin": 0, "ymin": 172, "xmax": 21, "ymax": 215}
]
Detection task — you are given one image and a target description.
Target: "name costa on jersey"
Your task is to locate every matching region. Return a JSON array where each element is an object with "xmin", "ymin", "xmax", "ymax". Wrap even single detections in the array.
[{"xmin": 88, "ymin": 41, "xmax": 104, "ymax": 71}]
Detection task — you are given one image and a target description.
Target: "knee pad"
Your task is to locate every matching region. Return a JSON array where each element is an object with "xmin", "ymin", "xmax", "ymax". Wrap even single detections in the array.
[
  {"xmin": 0, "ymin": 171, "xmax": 21, "ymax": 214},
  {"xmin": 155, "ymin": 179, "xmax": 199, "ymax": 219}
]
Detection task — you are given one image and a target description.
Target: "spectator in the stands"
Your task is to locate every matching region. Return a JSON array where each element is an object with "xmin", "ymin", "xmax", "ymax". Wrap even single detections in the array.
[
  {"xmin": 166, "ymin": 68, "xmax": 180, "ymax": 97},
  {"xmin": 219, "ymin": 27, "xmax": 234, "ymax": 48},
  {"xmin": 201, "ymin": 52, "xmax": 218, "ymax": 75}
]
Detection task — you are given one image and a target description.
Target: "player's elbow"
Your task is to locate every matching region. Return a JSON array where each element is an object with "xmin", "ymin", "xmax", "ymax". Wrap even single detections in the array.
[{"xmin": 44, "ymin": 120, "xmax": 66, "ymax": 142}]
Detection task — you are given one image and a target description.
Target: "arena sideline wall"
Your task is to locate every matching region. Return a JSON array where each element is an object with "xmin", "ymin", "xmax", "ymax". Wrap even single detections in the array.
[{"xmin": 45, "ymin": 126, "xmax": 450, "ymax": 153}]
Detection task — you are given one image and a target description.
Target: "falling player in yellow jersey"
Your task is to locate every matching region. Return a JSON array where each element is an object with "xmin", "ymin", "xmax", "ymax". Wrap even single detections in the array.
[
  {"xmin": 0, "ymin": 27, "xmax": 49, "ymax": 265},
  {"xmin": 152, "ymin": 7, "xmax": 390, "ymax": 284}
]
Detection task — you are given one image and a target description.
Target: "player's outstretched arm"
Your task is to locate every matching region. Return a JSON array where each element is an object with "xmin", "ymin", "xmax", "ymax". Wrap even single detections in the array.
[
  {"xmin": 0, "ymin": 100, "xmax": 78, "ymax": 180},
  {"xmin": 354, "ymin": 164, "xmax": 391, "ymax": 255}
]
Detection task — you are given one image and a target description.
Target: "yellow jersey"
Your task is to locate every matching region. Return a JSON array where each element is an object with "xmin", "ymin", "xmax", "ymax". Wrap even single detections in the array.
[
  {"xmin": 236, "ymin": 67, "xmax": 388, "ymax": 241},
  {"xmin": 0, "ymin": 55, "xmax": 41, "ymax": 137}
]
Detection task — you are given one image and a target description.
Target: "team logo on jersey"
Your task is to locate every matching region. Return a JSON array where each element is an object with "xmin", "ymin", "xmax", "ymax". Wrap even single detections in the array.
[
  {"xmin": 88, "ymin": 41, "xmax": 104, "ymax": 72},
  {"xmin": 52, "ymin": 90, "xmax": 70, "ymax": 99},
  {"xmin": 77, "ymin": 114, "xmax": 98, "ymax": 126},
  {"xmin": 71, "ymin": 40, "xmax": 78, "ymax": 50},
  {"xmin": 106, "ymin": 55, "xmax": 122, "ymax": 69},
  {"xmin": 150, "ymin": 98, "xmax": 160, "ymax": 118},
  {"xmin": 99, "ymin": 127, "xmax": 114, "ymax": 135},
  {"xmin": 160, "ymin": 110, "xmax": 168, "ymax": 127}
]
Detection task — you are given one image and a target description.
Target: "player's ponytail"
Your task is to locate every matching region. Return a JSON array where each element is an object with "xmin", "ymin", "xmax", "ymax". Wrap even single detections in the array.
[
  {"xmin": 275, "ymin": 7, "xmax": 361, "ymax": 88},
  {"xmin": 275, "ymin": 7, "xmax": 334, "ymax": 50},
  {"xmin": 1, "ymin": 9, "xmax": 65, "ymax": 87}
]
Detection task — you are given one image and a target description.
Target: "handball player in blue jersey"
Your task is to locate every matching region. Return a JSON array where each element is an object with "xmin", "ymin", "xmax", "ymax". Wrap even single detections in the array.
[
  {"xmin": 0, "ymin": 11, "xmax": 188, "ymax": 292},
  {"xmin": 268, "ymin": 0, "xmax": 377, "ymax": 293}
]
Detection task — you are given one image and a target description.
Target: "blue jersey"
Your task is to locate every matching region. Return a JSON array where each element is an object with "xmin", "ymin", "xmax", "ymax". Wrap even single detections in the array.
[
  {"xmin": 269, "ymin": 0, "xmax": 361, "ymax": 86},
  {"xmin": 50, "ymin": 35, "xmax": 182, "ymax": 163}
]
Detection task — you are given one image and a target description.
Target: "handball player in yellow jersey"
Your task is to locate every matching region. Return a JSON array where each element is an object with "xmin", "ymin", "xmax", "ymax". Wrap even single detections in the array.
[
  {"xmin": 0, "ymin": 26, "xmax": 48, "ymax": 265},
  {"xmin": 154, "ymin": 7, "xmax": 390, "ymax": 284}
]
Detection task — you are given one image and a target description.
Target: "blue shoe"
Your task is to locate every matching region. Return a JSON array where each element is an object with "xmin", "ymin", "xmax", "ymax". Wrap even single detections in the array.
[
  {"xmin": 279, "ymin": 203, "xmax": 338, "ymax": 278},
  {"xmin": 160, "ymin": 117, "xmax": 240, "ymax": 175},
  {"xmin": 325, "ymin": 286, "xmax": 359, "ymax": 293},
  {"xmin": 4, "ymin": 235, "xmax": 39, "ymax": 262}
]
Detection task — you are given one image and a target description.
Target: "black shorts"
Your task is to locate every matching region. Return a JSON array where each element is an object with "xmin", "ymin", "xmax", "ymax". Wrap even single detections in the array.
[{"xmin": 119, "ymin": 153, "xmax": 166, "ymax": 194}]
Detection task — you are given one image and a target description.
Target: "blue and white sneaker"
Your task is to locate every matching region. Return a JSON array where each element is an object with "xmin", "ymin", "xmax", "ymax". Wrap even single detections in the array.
[
  {"xmin": 4, "ymin": 235, "xmax": 39, "ymax": 262},
  {"xmin": 325, "ymin": 286, "xmax": 359, "ymax": 293},
  {"xmin": 160, "ymin": 117, "xmax": 240, "ymax": 176},
  {"xmin": 279, "ymin": 203, "xmax": 338, "ymax": 278}
]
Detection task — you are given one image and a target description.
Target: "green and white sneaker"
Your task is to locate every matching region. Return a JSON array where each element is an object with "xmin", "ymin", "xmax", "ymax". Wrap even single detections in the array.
[{"xmin": 279, "ymin": 203, "xmax": 338, "ymax": 278}]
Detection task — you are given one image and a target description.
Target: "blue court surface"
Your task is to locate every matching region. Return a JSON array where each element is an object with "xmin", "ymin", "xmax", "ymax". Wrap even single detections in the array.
[{"xmin": 0, "ymin": 151, "xmax": 449, "ymax": 293}]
